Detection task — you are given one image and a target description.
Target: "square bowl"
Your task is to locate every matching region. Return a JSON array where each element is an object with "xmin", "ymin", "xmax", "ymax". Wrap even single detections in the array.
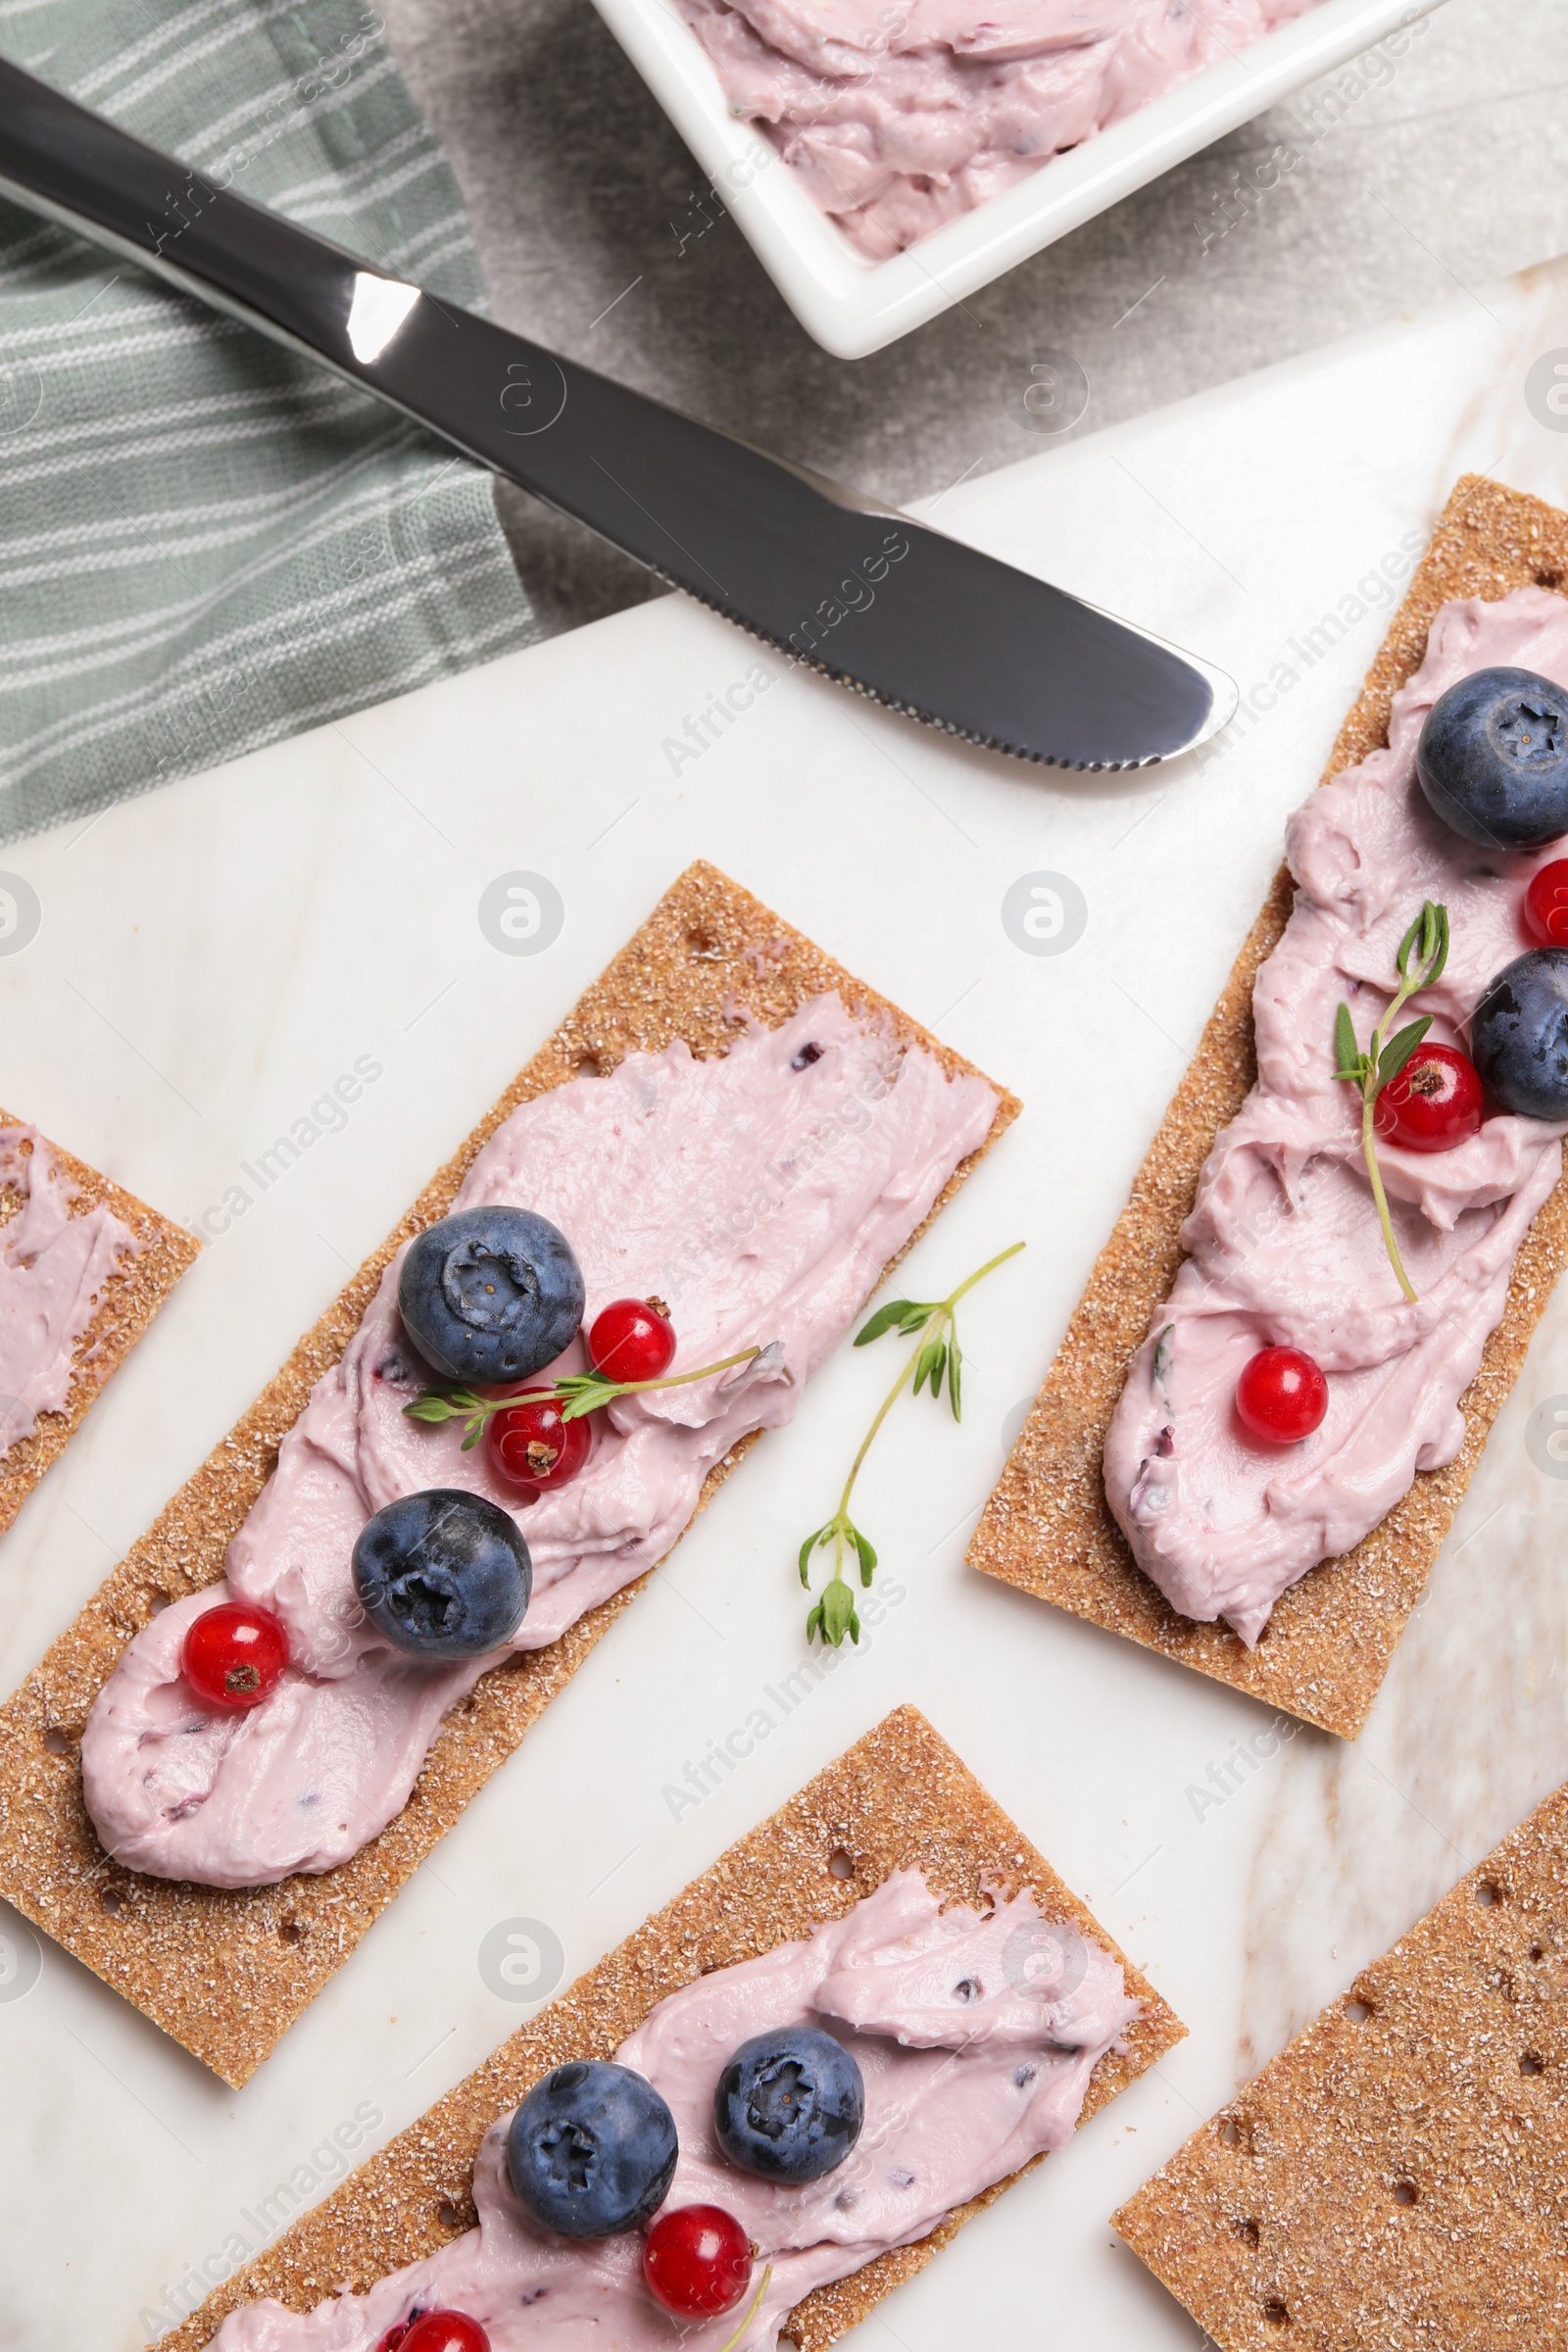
[{"xmin": 588, "ymin": 0, "xmax": 1441, "ymax": 357}]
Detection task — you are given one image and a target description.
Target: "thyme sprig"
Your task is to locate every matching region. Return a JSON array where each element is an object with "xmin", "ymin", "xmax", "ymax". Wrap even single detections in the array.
[
  {"xmin": 1333, "ymin": 898, "xmax": 1449, "ymax": 1304},
  {"xmin": 798, "ymin": 1241, "xmax": 1025, "ymax": 1646},
  {"xmin": 404, "ymin": 1344, "xmax": 775, "ymax": 1449},
  {"xmin": 716, "ymin": 2264, "xmax": 771, "ymax": 2352}
]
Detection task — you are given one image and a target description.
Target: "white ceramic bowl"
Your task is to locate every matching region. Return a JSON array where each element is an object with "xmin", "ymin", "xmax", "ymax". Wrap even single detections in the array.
[{"xmin": 589, "ymin": 0, "xmax": 1441, "ymax": 357}]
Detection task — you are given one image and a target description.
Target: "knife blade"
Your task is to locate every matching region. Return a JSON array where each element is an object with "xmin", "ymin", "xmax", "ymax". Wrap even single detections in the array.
[{"xmin": 0, "ymin": 58, "xmax": 1236, "ymax": 768}]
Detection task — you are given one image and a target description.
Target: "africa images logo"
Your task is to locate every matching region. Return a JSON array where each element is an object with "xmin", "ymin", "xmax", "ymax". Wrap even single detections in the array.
[
  {"xmin": 0, "ymin": 1902, "xmax": 41, "ymax": 2003},
  {"xmin": 478, "ymin": 1917, "xmax": 566, "ymax": 2003},
  {"xmin": 1002, "ymin": 872, "xmax": 1088, "ymax": 956},
  {"xmin": 478, "ymin": 872, "xmax": 565, "ymax": 956},
  {"xmin": 1525, "ymin": 1395, "xmax": 1568, "ymax": 1481}
]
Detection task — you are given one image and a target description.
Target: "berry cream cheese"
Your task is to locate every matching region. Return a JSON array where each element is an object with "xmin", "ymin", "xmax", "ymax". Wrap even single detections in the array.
[
  {"xmin": 1104, "ymin": 589, "xmax": 1568, "ymax": 1646},
  {"xmin": 0, "ymin": 1126, "xmax": 138, "ymax": 1458},
  {"xmin": 679, "ymin": 0, "xmax": 1323, "ymax": 260},
  {"xmin": 210, "ymin": 1869, "xmax": 1138, "ymax": 2350},
  {"xmin": 81, "ymin": 996, "xmax": 998, "ymax": 1887}
]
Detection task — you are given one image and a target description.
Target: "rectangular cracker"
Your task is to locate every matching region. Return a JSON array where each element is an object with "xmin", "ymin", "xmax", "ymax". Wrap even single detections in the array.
[
  {"xmin": 0, "ymin": 862, "xmax": 1019, "ymax": 2086},
  {"xmin": 0, "ymin": 1114, "xmax": 198, "ymax": 1540},
  {"xmin": 967, "ymin": 475, "xmax": 1568, "ymax": 1740},
  {"xmin": 153, "ymin": 1703, "xmax": 1185, "ymax": 2352},
  {"xmin": 1114, "ymin": 1775, "xmax": 1568, "ymax": 2349}
]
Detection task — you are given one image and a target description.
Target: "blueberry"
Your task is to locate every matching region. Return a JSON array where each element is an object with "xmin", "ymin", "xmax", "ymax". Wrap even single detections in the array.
[
  {"xmin": 352, "ymin": 1489, "xmax": 530, "ymax": 1660},
  {"xmin": 398, "ymin": 1207, "xmax": 584, "ymax": 1384},
  {"xmin": 506, "ymin": 2061, "xmax": 676, "ymax": 2238},
  {"xmin": 1416, "ymin": 666, "xmax": 1568, "ymax": 850},
  {"xmin": 1470, "ymin": 947, "xmax": 1568, "ymax": 1119},
  {"xmin": 712, "ymin": 2026, "xmax": 864, "ymax": 2184}
]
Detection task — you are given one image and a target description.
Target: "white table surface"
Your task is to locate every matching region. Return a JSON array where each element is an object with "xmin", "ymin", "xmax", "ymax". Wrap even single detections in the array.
[{"xmin": 4, "ymin": 253, "xmax": 1568, "ymax": 2350}]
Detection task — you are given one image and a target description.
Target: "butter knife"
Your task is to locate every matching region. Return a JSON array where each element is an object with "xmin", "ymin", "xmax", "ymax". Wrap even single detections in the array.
[{"xmin": 0, "ymin": 58, "xmax": 1236, "ymax": 769}]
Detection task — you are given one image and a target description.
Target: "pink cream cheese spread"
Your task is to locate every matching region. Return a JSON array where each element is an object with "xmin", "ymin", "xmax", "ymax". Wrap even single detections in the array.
[
  {"xmin": 1104, "ymin": 589, "xmax": 1568, "ymax": 1646},
  {"xmin": 81, "ymin": 996, "xmax": 998, "ymax": 1887},
  {"xmin": 0, "ymin": 1126, "xmax": 138, "ymax": 1458},
  {"xmin": 211, "ymin": 1868, "xmax": 1138, "ymax": 2351},
  {"xmin": 680, "ymin": 0, "xmax": 1324, "ymax": 258}
]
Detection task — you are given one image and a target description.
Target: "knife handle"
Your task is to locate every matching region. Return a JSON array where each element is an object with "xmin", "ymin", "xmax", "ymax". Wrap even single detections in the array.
[
  {"xmin": 0, "ymin": 59, "xmax": 595, "ymax": 460},
  {"xmin": 0, "ymin": 58, "xmax": 390, "ymax": 366},
  {"xmin": 0, "ymin": 55, "xmax": 761, "ymax": 566}
]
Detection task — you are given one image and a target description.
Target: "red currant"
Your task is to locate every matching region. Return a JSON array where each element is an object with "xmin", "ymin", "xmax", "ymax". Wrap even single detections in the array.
[
  {"xmin": 643, "ymin": 2204, "xmax": 752, "ymax": 2319},
  {"xmin": 1235, "ymin": 1347, "xmax": 1328, "ymax": 1445},
  {"xmin": 181, "ymin": 1601, "xmax": 289, "ymax": 1710},
  {"xmin": 375, "ymin": 2315, "xmax": 490, "ymax": 2352},
  {"xmin": 486, "ymin": 1389, "xmax": 592, "ymax": 1493},
  {"xmin": 1373, "ymin": 1042, "xmax": 1484, "ymax": 1152},
  {"xmin": 1526, "ymin": 858, "xmax": 1568, "ymax": 946},
  {"xmin": 588, "ymin": 1297, "xmax": 676, "ymax": 1385}
]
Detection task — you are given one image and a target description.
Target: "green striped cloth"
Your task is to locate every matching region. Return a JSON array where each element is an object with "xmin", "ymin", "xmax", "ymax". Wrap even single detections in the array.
[{"xmin": 0, "ymin": 0, "xmax": 535, "ymax": 843}]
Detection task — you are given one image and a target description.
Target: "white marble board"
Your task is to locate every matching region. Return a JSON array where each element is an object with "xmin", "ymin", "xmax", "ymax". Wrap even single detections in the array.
[{"xmin": 3, "ymin": 254, "xmax": 1568, "ymax": 2349}]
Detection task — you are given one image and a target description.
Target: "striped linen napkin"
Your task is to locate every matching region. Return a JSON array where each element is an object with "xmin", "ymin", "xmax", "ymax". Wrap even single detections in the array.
[{"xmin": 0, "ymin": 0, "xmax": 536, "ymax": 844}]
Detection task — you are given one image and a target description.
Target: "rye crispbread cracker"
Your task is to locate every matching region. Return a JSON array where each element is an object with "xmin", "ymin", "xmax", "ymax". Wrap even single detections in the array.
[
  {"xmin": 1114, "ymin": 1775, "xmax": 1568, "ymax": 2349},
  {"xmin": 152, "ymin": 1705, "xmax": 1184, "ymax": 2352},
  {"xmin": 0, "ymin": 863, "xmax": 1018, "ymax": 2086},
  {"xmin": 968, "ymin": 475, "xmax": 1568, "ymax": 1740},
  {"xmin": 0, "ymin": 1115, "xmax": 197, "ymax": 1540}
]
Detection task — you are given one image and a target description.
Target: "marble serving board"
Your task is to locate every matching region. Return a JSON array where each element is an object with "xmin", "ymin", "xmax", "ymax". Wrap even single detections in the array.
[{"xmin": 4, "ymin": 253, "xmax": 1568, "ymax": 2351}]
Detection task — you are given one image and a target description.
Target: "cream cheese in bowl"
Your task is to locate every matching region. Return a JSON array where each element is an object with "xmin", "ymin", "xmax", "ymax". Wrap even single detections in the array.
[{"xmin": 678, "ymin": 0, "xmax": 1326, "ymax": 257}]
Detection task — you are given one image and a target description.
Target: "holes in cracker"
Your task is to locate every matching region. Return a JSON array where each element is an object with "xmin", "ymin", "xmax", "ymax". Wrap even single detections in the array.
[
  {"xmin": 1234, "ymin": 2218, "xmax": 1261, "ymax": 2249},
  {"xmin": 828, "ymin": 1847, "xmax": 856, "ymax": 1882},
  {"xmin": 1475, "ymin": 1878, "xmax": 1503, "ymax": 1907},
  {"xmin": 100, "ymin": 1887, "xmax": 125, "ymax": 1917},
  {"xmin": 1219, "ymin": 2116, "xmax": 1253, "ymax": 2152},
  {"xmin": 1393, "ymin": 2180, "xmax": 1418, "ymax": 2206},
  {"xmin": 278, "ymin": 1917, "xmax": 305, "ymax": 1945},
  {"xmin": 1529, "ymin": 1942, "xmax": 1545, "ymax": 1963},
  {"xmin": 436, "ymin": 2198, "xmax": 468, "ymax": 2231},
  {"xmin": 146, "ymin": 1589, "xmax": 173, "ymax": 1616},
  {"xmin": 686, "ymin": 928, "xmax": 723, "ymax": 961},
  {"xmin": 1344, "ymin": 1997, "xmax": 1373, "ymax": 2024},
  {"xmin": 575, "ymin": 1051, "xmax": 604, "ymax": 1079},
  {"xmin": 1262, "ymin": 2299, "xmax": 1290, "ymax": 2327},
  {"xmin": 1521, "ymin": 2050, "xmax": 1544, "ymax": 2077},
  {"xmin": 42, "ymin": 1726, "xmax": 74, "ymax": 1756}
]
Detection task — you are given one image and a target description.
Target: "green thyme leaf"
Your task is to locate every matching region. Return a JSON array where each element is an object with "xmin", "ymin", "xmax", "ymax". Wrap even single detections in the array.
[
  {"xmin": 1396, "ymin": 909, "xmax": 1422, "ymax": 980},
  {"xmin": 557, "ymin": 1376, "xmax": 619, "ymax": 1423},
  {"xmin": 816, "ymin": 1579, "xmax": 859, "ymax": 1645},
  {"xmin": 798, "ymin": 1524, "xmax": 829, "ymax": 1585},
  {"xmin": 1396, "ymin": 900, "xmax": 1449, "ymax": 990},
  {"xmin": 855, "ymin": 1298, "xmax": 931, "ymax": 1346},
  {"xmin": 403, "ymin": 1395, "xmax": 462, "ymax": 1424},
  {"xmin": 1426, "ymin": 902, "xmax": 1450, "ymax": 988},
  {"xmin": 850, "ymin": 1525, "xmax": 878, "ymax": 1586},
  {"xmin": 1152, "ymin": 1324, "xmax": 1175, "ymax": 1384},
  {"xmin": 1375, "ymin": 1015, "xmax": 1433, "ymax": 1094},
  {"xmin": 1333, "ymin": 1002, "xmax": 1363, "ymax": 1083},
  {"xmin": 947, "ymin": 1332, "xmax": 963, "ymax": 1421}
]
